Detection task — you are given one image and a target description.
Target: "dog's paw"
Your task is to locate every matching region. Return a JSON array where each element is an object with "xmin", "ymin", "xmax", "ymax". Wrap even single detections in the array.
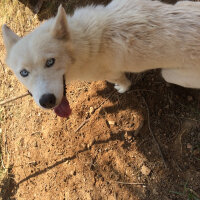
[{"xmin": 114, "ymin": 84, "xmax": 130, "ymax": 93}]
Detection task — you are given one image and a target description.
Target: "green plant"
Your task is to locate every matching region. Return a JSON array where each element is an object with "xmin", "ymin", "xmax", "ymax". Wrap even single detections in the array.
[{"xmin": 170, "ymin": 182, "xmax": 200, "ymax": 200}]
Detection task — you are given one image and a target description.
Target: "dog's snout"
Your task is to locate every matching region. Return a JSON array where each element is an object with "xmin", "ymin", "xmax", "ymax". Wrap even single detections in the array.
[{"xmin": 39, "ymin": 93, "xmax": 56, "ymax": 109}]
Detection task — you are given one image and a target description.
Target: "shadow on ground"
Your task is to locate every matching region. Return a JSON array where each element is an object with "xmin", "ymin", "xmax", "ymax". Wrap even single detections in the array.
[{"xmin": 2, "ymin": 0, "xmax": 200, "ymax": 199}]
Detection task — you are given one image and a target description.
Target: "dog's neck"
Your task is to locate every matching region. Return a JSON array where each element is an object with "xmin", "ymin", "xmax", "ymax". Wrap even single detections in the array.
[
  {"xmin": 65, "ymin": 8, "xmax": 107, "ymax": 82},
  {"xmin": 68, "ymin": 10, "xmax": 105, "ymax": 60}
]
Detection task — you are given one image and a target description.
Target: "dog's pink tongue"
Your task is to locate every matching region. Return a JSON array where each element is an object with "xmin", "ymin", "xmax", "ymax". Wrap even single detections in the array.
[{"xmin": 54, "ymin": 96, "xmax": 71, "ymax": 118}]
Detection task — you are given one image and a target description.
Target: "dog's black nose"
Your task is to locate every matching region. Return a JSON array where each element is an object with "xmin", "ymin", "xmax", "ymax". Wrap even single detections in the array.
[{"xmin": 39, "ymin": 93, "xmax": 56, "ymax": 109}]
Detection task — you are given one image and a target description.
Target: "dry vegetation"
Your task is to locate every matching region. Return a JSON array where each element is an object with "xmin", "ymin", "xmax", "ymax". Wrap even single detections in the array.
[
  {"xmin": 0, "ymin": 0, "xmax": 200, "ymax": 200},
  {"xmin": 0, "ymin": 1, "xmax": 40, "ymax": 198}
]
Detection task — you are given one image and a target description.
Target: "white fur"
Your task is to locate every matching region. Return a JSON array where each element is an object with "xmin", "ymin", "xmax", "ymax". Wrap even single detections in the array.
[{"xmin": 2, "ymin": 0, "xmax": 200, "ymax": 109}]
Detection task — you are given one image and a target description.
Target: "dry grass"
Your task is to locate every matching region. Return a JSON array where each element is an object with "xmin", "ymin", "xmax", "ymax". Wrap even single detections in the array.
[
  {"xmin": 0, "ymin": 0, "xmax": 75, "ymax": 197},
  {"xmin": 0, "ymin": 0, "xmax": 40, "ymax": 198}
]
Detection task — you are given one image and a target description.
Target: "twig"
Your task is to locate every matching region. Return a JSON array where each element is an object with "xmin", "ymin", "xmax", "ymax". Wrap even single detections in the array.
[
  {"xmin": 114, "ymin": 192, "xmax": 117, "ymax": 200},
  {"xmin": 164, "ymin": 114, "xmax": 182, "ymax": 142},
  {"xmin": 127, "ymin": 89, "xmax": 156, "ymax": 94},
  {"xmin": 0, "ymin": 93, "xmax": 30, "ymax": 106},
  {"xmin": 74, "ymin": 88, "xmax": 155, "ymax": 134},
  {"xmin": 74, "ymin": 119, "xmax": 89, "ymax": 133},
  {"xmin": 1, "ymin": 130, "xmax": 10, "ymax": 175},
  {"xmin": 188, "ymin": 188, "xmax": 200, "ymax": 199},
  {"xmin": 178, "ymin": 116, "xmax": 200, "ymax": 122},
  {"xmin": 0, "ymin": 59, "xmax": 6, "ymax": 74},
  {"xmin": 33, "ymin": 0, "xmax": 44, "ymax": 14},
  {"xmin": 95, "ymin": 91, "xmax": 116, "ymax": 111},
  {"xmin": 116, "ymin": 181, "xmax": 145, "ymax": 185},
  {"xmin": 1, "ymin": 155, "xmax": 6, "ymax": 170},
  {"xmin": 74, "ymin": 91, "xmax": 116, "ymax": 133},
  {"xmin": 141, "ymin": 94, "xmax": 168, "ymax": 168}
]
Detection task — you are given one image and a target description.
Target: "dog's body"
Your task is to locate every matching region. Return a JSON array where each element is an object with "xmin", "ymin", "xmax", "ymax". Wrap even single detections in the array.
[
  {"xmin": 65, "ymin": 0, "xmax": 200, "ymax": 89},
  {"xmin": 2, "ymin": 0, "xmax": 200, "ymax": 116}
]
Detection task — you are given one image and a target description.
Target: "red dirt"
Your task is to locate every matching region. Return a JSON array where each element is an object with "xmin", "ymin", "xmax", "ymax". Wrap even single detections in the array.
[{"xmin": 0, "ymin": 1, "xmax": 200, "ymax": 200}]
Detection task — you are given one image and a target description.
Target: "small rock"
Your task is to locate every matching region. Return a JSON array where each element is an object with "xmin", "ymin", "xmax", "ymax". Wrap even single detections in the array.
[
  {"xmin": 124, "ymin": 131, "xmax": 133, "ymax": 141},
  {"xmin": 143, "ymin": 185, "xmax": 146, "ymax": 188},
  {"xmin": 81, "ymin": 143, "xmax": 87, "ymax": 149},
  {"xmin": 8, "ymin": 70, "xmax": 13, "ymax": 75},
  {"xmin": 70, "ymin": 170, "xmax": 76, "ymax": 176},
  {"xmin": 66, "ymin": 160, "xmax": 70, "ymax": 164},
  {"xmin": 190, "ymin": 132, "xmax": 195, "ymax": 136},
  {"xmin": 187, "ymin": 96, "xmax": 193, "ymax": 102},
  {"xmin": 165, "ymin": 105, "xmax": 169, "ymax": 109},
  {"xmin": 85, "ymin": 112, "xmax": 90, "ymax": 118},
  {"xmin": 193, "ymin": 149, "xmax": 199, "ymax": 156},
  {"xmin": 27, "ymin": 152, "xmax": 31, "ymax": 158},
  {"xmin": 89, "ymin": 107, "xmax": 95, "ymax": 114},
  {"xmin": 87, "ymin": 140, "xmax": 94, "ymax": 149},
  {"xmin": 141, "ymin": 165, "xmax": 151, "ymax": 176},
  {"xmin": 153, "ymin": 188, "xmax": 158, "ymax": 195},
  {"xmin": 127, "ymin": 135, "xmax": 132, "ymax": 140},
  {"xmin": 34, "ymin": 141, "xmax": 38, "ymax": 147},
  {"xmin": 158, "ymin": 109, "xmax": 162, "ymax": 116},
  {"xmin": 20, "ymin": 138, "xmax": 24, "ymax": 147},
  {"xmin": 29, "ymin": 161, "xmax": 37, "ymax": 166},
  {"xmin": 108, "ymin": 121, "xmax": 116, "ymax": 125},
  {"xmin": 0, "ymin": 128, "xmax": 2, "ymax": 134},
  {"xmin": 187, "ymin": 143, "xmax": 192, "ymax": 149}
]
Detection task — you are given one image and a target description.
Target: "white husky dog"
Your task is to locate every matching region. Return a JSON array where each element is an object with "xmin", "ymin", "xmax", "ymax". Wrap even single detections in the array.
[{"xmin": 2, "ymin": 0, "xmax": 200, "ymax": 117}]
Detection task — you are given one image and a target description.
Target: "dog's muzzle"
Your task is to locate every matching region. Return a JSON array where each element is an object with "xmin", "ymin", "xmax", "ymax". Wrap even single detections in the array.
[{"xmin": 28, "ymin": 75, "xmax": 66, "ymax": 97}]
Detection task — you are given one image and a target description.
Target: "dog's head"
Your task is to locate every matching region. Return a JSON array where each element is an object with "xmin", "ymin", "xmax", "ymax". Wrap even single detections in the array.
[{"xmin": 2, "ymin": 6, "xmax": 73, "ymax": 117}]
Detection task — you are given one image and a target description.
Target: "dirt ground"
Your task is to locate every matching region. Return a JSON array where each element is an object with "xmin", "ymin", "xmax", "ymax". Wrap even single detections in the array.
[{"xmin": 0, "ymin": 0, "xmax": 200, "ymax": 200}]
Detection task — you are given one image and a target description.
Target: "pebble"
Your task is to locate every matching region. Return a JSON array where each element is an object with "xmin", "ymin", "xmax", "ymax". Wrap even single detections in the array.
[
  {"xmin": 89, "ymin": 107, "xmax": 95, "ymax": 114},
  {"xmin": 165, "ymin": 105, "xmax": 169, "ymax": 109},
  {"xmin": 153, "ymin": 188, "xmax": 158, "ymax": 195},
  {"xmin": 187, "ymin": 96, "xmax": 193, "ymax": 102},
  {"xmin": 81, "ymin": 143, "xmax": 87, "ymax": 149},
  {"xmin": 193, "ymin": 149, "xmax": 199, "ymax": 156},
  {"xmin": 34, "ymin": 141, "xmax": 38, "ymax": 147},
  {"xmin": 8, "ymin": 70, "xmax": 13, "ymax": 75},
  {"xmin": 141, "ymin": 165, "xmax": 151, "ymax": 176},
  {"xmin": 87, "ymin": 140, "xmax": 94, "ymax": 149},
  {"xmin": 187, "ymin": 143, "xmax": 192, "ymax": 149},
  {"xmin": 108, "ymin": 121, "xmax": 116, "ymax": 125},
  {"xmin": 70, "ymin": 170, "xmax": 76, "ymax": 176}
]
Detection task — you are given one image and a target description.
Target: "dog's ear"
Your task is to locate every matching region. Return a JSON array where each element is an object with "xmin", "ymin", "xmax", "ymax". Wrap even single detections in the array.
[
  {"xmin": 51, "ymin": 5, "xmax": 70, "ymax": 40},
  {"xmin": 2, "ymin": 24, "xmax": 20, "ymax": 53}
]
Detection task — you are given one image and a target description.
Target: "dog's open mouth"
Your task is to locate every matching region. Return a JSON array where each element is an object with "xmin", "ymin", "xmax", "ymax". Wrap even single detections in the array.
[{"xmin": 53, "ymin": 76, "xmax": 72, "ymax": 118}]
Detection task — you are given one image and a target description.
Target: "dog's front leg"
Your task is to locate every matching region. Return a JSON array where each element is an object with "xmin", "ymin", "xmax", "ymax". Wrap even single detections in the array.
[{"xmin": 107, "ymin": 73, "xmax": 131, "ymax": 93}]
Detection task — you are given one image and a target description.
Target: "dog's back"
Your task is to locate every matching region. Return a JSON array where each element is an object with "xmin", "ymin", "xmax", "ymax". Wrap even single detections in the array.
[{"xmin": 101, "ymin": 0, "xmax": 200, "ymax": 72}]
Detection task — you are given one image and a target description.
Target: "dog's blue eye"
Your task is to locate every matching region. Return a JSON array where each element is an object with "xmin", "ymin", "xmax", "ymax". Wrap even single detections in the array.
[
  {"xmin": 20, "ymin": 69, "xmax": 29, "ymax": 77},
  {"xmin": 46, "ymin": 58, "xmax": 55, "ymax": 68}
]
